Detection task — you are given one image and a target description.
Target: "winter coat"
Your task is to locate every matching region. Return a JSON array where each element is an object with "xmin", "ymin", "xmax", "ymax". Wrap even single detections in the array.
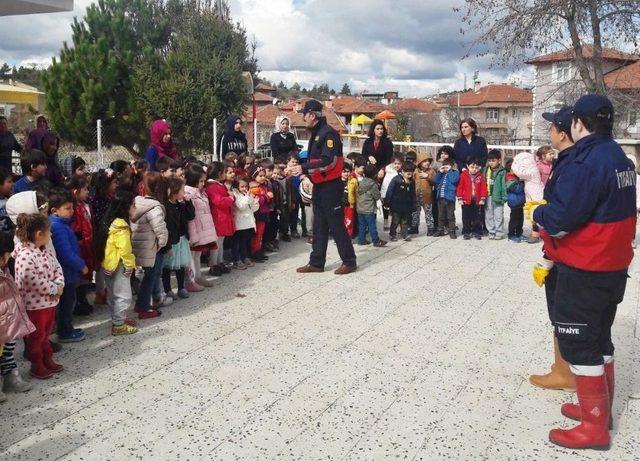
[
  {"xmin": 347, "ymin": 175, "xmax": 358, "ymax": 207},
  {"xmin": 164, "ymin": 200, "xmax": 194, "ymax": 244},
  {"xmin": 435, "ymin": 169, "xmax": 460, "ymax": 202},
  {"xmin": 456, "ymin": 170, "xmax": 488, "ymax": 205},
  {"xmin": 71, "ymin": 201, "xmax": 97, "ymax": 275},
  {"xmin": 506, "ymin": 172, "xmax": 526, "ymax": 208},
  {"xmin": 356, "ymin": 177, "xmax": 381, "ymax": 214},
  {"xmin": 483, "ymin": 166, "xmax": 507, "ymax": 206},
  {"xmin": 270, "ymin": 131, "xmax": 297, "ymax": 160},
  {"xmin": 205, "ymin": 181, "xmax": 236, "ymax": 237},
  {"xmin": 0, "ymin": 131, "xmax": 21, "ymax": 171},
  {"xmin": 184, "ymin": 185, "xmax": 217, "ymax": 248},
  {"xmin": 415, "ymin": 168, "xmax": 435, "ymax": 204},
  {"xmin": 232, "ymin": 189, "xmax": 259, "ymax": 231},
  {"xmin": 512, "ymin": 151, "xmax": 544, "ymax": 201},
  {"xmin": 361, "ymin": 137, "xmax": 394, "ymax": 167},
  {"xmin": 385, "ymin": 175, "xmax": 416, "ymax": 214},
  {"xmin": 103, "ymin": 218, "xmax": 136, "ymax": 272},
  {"xmin": 131, "ymin": 196, "xmax": 168, "ymax": 267},
  {"xmin": 13, "ymin": 241, "xmax": 64, "ymax": 311},
  {"xmin": 380, "ymin": 164, "xmax": 399, "ymax": 198},
  {"xmin": 537, "ymin": 160, "xmax": 553, "ymax": 186},
  {"xmin": 0, "ymin": 267, "xmax": 35, "ymax": 343},
  {"xmin": 250, "ymin": 182, "xmax": 272, "ymax": 222},
  {"xmin": 453, "ymin": 135, "xmax": 488, "ymax": 169},
  {"xmin": 219, "ymin": 115, "xmax": 248, "ymax": 158},
  {"xmin": 50, "ymin": 215, "xmax": 86, "ymax": 285}
]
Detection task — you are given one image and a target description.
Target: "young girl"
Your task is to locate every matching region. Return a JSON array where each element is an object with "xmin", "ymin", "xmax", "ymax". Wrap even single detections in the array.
[
  {"xmin": 511, "ymin": 150, "xmax": 544, "ymax": 243},
  {"xmin": 67, "ymin": 175, "xmax": 97, "ymax": 316},
  {"xmin": 95, "ymin": 190, "xmax": 138, "ymax": 335},
  {"xmin": 205, "ymin": 162, "xmax": 235, "ymax": 276},
  {"xmin": 159, "ymin": 176, "xmax": 195, "ymax": 298},
  {"xmin": 184, "ymin": 165, "xmax": 217, "ymax": 289},
  {"xmin": 13, "ymin": 213, "xmax": 64, "ymax": 379},
  {"xmin": 89, "ymin": 169, "xmax": 118, "ymax": 305},
  {"xmin": 0, "ymin": 231, "xmax": 34, "ymax": 397},
  {"xmin": 132, "ymin": 159, "xmax": 149, "ymax": 197},
  {"xmin": 536, "ymin": 145, "xmax": 555, "ymax": 186},
  {"xmin": 505, "ymin": 159, "xmax": 526, "ymax": 243},
  {"xmin": 131, "ymin": 172, "xmax": 169, "ymax": 319},
  {"xmin": 231, "ymin": 178, "xmax": 259, "ymax": 269},
  {"xmin": 248, "ymin": 166, "xmax": 272, "ymax": 262}
]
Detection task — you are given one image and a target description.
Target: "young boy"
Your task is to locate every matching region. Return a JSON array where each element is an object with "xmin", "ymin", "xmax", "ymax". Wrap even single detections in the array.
[
  {"xmin": 273, "ymin": 163, "xmax": 291, "ymax": 242},
  {"xmin": 385, "ymin": 161, "xmax": 416, "ymax": 242},
  {"xmin": 414, "ymin": 157, "xmax": 436, "ymax": 235},
  {"xmin": 261, "ymin": 159, "xmax": 280, "ymax": 253},
  {"xmin": 435, "ymin": 158, "xmax": 460, "ymax": 239},
  {"xmin": 49, "ymin": 188, "xmax": 88, "ymax": 342},
  {"xmin": 505, "ymin": 159, "xmax": 526, "ymax": 242},
  {"xmin": 456, "ymin": 157, "xmax": 488, "ymax": 240},
  {"xmin": 286, "ymin": 153, "xmax": 306, "ymax": 238},
  {"xmin": 483, "ymin": 149, "xmax": 507, "ymax": 240},
  {"xmin": 357, "ymin": 164, "xmax": 386, "ymax": 247},
  {"xmin": 13, "ymin": 150, "xmax": 47, "ymax": 194},
  {"xmin": 381, "ymin": 154, "xmax": 403, "ymax": 230}
]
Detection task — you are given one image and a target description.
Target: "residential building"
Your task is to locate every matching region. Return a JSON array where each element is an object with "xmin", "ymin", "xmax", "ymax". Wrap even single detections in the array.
[
  {"xmin": 389, "ymin": 98, "xmax": 443, "ymax": 141},
  {"xmin": 0, "ymin": 80, "xmax": 44, "ymax": 127},
  {"xmin": 0, "ymin": 0, "xmax": 73, "ymax": 15}
]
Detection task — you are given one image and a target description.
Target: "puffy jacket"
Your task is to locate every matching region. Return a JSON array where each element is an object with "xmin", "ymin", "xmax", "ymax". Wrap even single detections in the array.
[
  {"xmin": 13, "ymin": 241, "xmax": 64, "ymax": 311},
  {"xmin": 380, "ymin": 164, "xmax": 399, "ymax": 198},
  {"xmin": 347, "ymin": 175, "xmax": 358, "ymax": 207},
  {"xmin": 50, "ymin": 215, "xmax": 86, "ymax": 284},
  {"xmin": 0, "ymin": 268, "xmax": 35, "ymax": 343},
  {"xmin": 512, "ymin": 151, "xmax": 544, "ymax": 201},
  {"xmin": 506, "ymin": 172, "xmax": 525, "ymax": 208},
  {"xmin": 456, "ymin": 170, "xmax": 488, "ymax": 205},
  {"xmin": 232, "ymin": 189, "xmax": 259, "ymax": 231},
  {"xmin": 103, "ymin": 218, "xmax": 136, "ymax": 272},
  {"xmin": 483, "ymin": 166, "xmax": 507, "ymax": 205},
  {"xmin": 71, "ymin": 201, "xmax": 97, "ymax": 274},
  {"xmin": 131, "ymin": 196, "xmax": 168, "ymax": 267},
  {"xmin": 385, "ymin": 175, "xmax": 416, "ymax": 214},
  {"xmin": 205, "ymin": 181, "xmax": 235, "ymax": 237},
  {"xmin": 184, "ymin": 185, "xmax": 218, "ymax": 248},
  {"xmin": 415, "ymin": 168, "xmax": 435, "ymax": 204},
  {"xmin": 250, "ymin": 182, "xmax": 272, "ymax": 221},
  {"xmin": 533, "ymin": 134, "xmax": 637, "ymax": 271},
  {"xmin": 537, "ymin": 160, "xmax": 553, "ymax": 185},
  {"xmin": 356, "ymin": 177, "xmax": 381, "ymax": 214},
  {"xmin": 435, "ymin": 169, "xmax": 460, "ymax": 202}
]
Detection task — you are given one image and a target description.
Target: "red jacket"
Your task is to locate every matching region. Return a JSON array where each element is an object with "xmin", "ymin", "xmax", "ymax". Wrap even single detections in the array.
[
  {"xmin": 71, "ymin": 201, "xmax": 97, "ymax": 276},
  {"xmin": 205, "ymin": 181, "xmax": 236, "ymax": 237},
  {"xmin": 456, "ymin": 170, "xmax": 488, "ymax": 205}
]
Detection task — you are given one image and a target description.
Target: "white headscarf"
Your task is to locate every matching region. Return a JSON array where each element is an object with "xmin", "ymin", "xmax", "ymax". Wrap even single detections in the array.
[{"xmin": 275, "ymin": 115, "xmax": 291, "ymax": 134}]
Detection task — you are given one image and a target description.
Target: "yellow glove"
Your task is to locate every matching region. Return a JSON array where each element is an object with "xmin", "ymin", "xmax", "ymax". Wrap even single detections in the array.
[
  {"xmin": 524, "ymin": 200, "xmax": 547, "ymax": 222},
  {"xmin": 532, "ymin": 259, "xmax": 554, "ymax": 287}
]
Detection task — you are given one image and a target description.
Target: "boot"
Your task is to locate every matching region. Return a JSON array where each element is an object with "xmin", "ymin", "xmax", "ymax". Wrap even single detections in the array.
[
  {"xmin": 562, "ymin": 361, "xmax": 614, "ymax": 429},
  {"xmin": 529, "ymin": 336, "xmax": 576, "ymax": 391},
  {"xmin": 549, "ymin": 374, "xmax": 610, "ymax": 450},
  {"xmin": 30, "ymin": 360, "xmax": 53, "ymax": 379},
  {"xmin": 43, "ymin": 355, "xmax": 64, "ymax": 373},
  {"xmin": 2, "ymin": 369, "xmax": 32, "ymax": 393}
]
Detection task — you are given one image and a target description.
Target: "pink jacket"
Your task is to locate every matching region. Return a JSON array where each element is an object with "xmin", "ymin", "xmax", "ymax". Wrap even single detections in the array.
[
  {"xmin": 0, "ymin": 268, "xmax": 35, "ymax": 343},
  {"xmin": 512, "ymin": 151, "xmax": 544, "ymax": 201},
  {"xmin": 13, "ymin": 241, "xmax": 64, "ymax": 311},
  {"xmin": 205, "ymin": 181, "xmax": 236, "ymax": 237},
  {"xmin": 537, "ymin": 160, "xmax": 553, "ymax": 186},
  {"xmin": 184, "ymin": 185, "xmax": 218, "ymax": 247}
]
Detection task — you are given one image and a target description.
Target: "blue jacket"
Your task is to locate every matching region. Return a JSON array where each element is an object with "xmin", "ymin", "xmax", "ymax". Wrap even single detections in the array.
[
  {"xmin": 435, "ymin": 169, "xmax": 460, "ymax": 202},
  {"xmin": 12, "ymin": 176, "xmax": 34, "ymax": 194},
  {"xmin": 50, "ymin": 215, "xmax": 85, "ymax": 284},
  {"xmin": 145, "ymin": 145, "xmax": 159, "ymax": 172},
  {"xmin": 453, "ymin": 135, "xmax": 488, "ymax": 169},
  {"xmin": 533, "ymin": 134, "xmax": 636, "ymax": 271}
]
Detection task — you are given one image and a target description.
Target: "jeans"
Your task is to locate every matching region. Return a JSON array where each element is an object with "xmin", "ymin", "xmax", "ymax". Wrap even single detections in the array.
[
  {"xmin": 389, "ymin": 211, "xmax": 411, "ymax": 238},
  {"xmin": 57, "ymin": 282, "xmax": 77, "ymax": 337},
  {"xmin": 357, "ymin": 213, "xmax": 380, "ymax": 243},
  {"xmin": 105, "ymin": 265, "xmax": 133, "ymax": 326},
  {"xmin": 232, "ymin": 228, "xmax": 254, "ymax": 262},
  {"xmin": 138, "ymin": 253, "xmax": 164, "ymax": 310}
]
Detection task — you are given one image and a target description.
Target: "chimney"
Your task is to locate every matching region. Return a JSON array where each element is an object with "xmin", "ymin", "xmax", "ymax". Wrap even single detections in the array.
[{"xmin": 474, "ymin": 79, "xmax": 481, "ymax": 93}]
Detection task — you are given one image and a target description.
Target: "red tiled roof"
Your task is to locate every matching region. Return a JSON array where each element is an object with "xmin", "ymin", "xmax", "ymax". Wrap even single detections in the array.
[
  {"xmin": 450, "ymin": 84, "xmax": 533, "ymax": 106},
  {"xmin": 390, "ymin": 98, "xmax": 439, "ymax": 113},
  {"xmin": 525, "ymin": 46, "xmax": 640, "ymax": 64},
  {"xmin": 604, "ymin": 61, "xmax": 640, "ymax": 90},
  {"xmin": 330, "ymin": 96, "xmax": 386, "ymax": 115},
  {"xmin": 256, "ymin": 82, "xmax": 277, "ymax": 91},
  {"xmin": 253, "ymin": 91, "xmax": 274, "ymax": 103},
  {"xmin": 246, "ymin": 103, "xmax": 347, "ymax": 132}
]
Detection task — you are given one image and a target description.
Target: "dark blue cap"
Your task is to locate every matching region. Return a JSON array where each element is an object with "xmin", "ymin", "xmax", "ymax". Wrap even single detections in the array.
[
  {"xmin": 298, "ymin": 99, "xmax": 323, "ymax": 114},
  {"xmin": 542, "ymin": 106, "xmax": 573, "ymax": 133},
  {"xmin": 571, "ymin": 94, "xmax": 614, "ymax": 120}
]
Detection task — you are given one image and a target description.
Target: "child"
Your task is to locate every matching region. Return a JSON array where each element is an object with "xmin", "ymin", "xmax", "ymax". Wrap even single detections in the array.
[
  {"xmin": 286, "ymin": 153, "xmax": 305, "ymax": 238},
  {"xmin": 434, "ymin": 158, "xmax": 460, "ymax": 238},
  {"xmin": 13, "ymin": 150, "xmax": 47, "ymax": 194},
  {"xmin": 483, "ymin": 149, "xmax": 508, "ymax": 240},
  {"xmin": 457, "ymin": 157, "xmax": 488, "ymax": 240},
  {"xmin": 49, "ymin": 188, "xmax": 88, "ymax": 342},
  {"xmin": 511, "ymin": 150, "xmax": 544, "ymax": 243},
  {"xmin": 0, "ymin": 167, "xmax": 14, "ymax": 232},
  {"xmin": 61, "ymin": 156, "xmax": 87, "ymax": 180},
  {"xmin": 184, "ymin": 165, "xmax": 217, "ymax": 289},
  {"xmin": 385, "ymin": 161, "xmax": 416, "ymax": 242},
  {"xmin": 205, "ymin": 162, "xmax": 235, "ymax": 276},
  {"xmin": 436, "ymin": 145, "xmax": 454, "ymax": 165},
  {"xmin": 536, "ymin": 145, "xmax": 555, "ymax": 186},
  {"xmin": 414, "ymin": 157, "xmax": 436, "ymax": 236},
  {"xmin": 160, "ymin": 177, "xmax": 195, "ymax": 298},
  {"xmin": 341, "ymin": 163, "xmax": 357, "ymax": 240},
  {"xmin": 14, "ymin": 213, "xmax": 64, "ymax": 379},
  {"xmin": 248, "ymin": 166, "xmax": 272, "ymax": 262},
  {"xmin": 156, "ymin": 157, "xmax": 179, "ymax": 178},
  {"xmin": 273, "ymin": 164, "xmax": 291, "ymax": 242},
  {"xmin": 0, "ymin": 230, "xmax": 34, "ymax": 395},
  {"xmin": 505, "ymin": 159, "xmax": 526, "ymax": 242},
  {"xmin": 231, "ymin": 177, "xmax": 259, "ymax": 269},
  {"xmin": 94, "ymin": 190, "xmax": 138, "ymax": 335},
  {"xmin": 131, "ymin": 172, "xmax": 169, "ymax": 318},
  {"xmin": 67, "ymin": 175, "xmax": 97, "ymax": 316},
  {"xmin": 261, "ymin": 159, "xmax": 280, "ymax": 253},
  {"xmin": 380, "ymin": 154, "xmax": 403, "ymax": 230},
  {"xmin": 299, "ymin": 176, "xmax": 314, "ymax": 243},
  {"xmin": 132, "ymin": 159, "xmax": 149, "ymax": 197},
  {"xmin": 357, "ymin": 164, "xmax": 386, "ymax": 247}
]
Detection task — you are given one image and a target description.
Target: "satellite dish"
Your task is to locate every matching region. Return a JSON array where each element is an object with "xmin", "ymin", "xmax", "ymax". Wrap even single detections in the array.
[{"xmin": 241, "ymin": 72, "xmax": 254, "ymax": 96}]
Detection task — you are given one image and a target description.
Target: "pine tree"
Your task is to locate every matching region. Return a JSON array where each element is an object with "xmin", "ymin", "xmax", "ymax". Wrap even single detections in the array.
[{"xmin": 341, "ymin": 83, "xmax": 351, "ymax": 95}]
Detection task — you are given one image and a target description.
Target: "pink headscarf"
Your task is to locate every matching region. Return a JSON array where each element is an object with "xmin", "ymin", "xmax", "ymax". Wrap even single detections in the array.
[{"xmin": 150, "ymin": 119, "xmax": 179, "ymax": 161}]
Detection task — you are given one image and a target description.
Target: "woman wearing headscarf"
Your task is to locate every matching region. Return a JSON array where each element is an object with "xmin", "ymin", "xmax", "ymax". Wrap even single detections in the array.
[
  {"xmin": 145, "ymin": 119, "xmax": 180, "ymax": 171},
  {"xmin": 270, "ymin": 115, "xmax": 297, "ymax": 161},
  {"xmin": 219, "ymin": 115, "xmax": 248, "ymax": 159}
]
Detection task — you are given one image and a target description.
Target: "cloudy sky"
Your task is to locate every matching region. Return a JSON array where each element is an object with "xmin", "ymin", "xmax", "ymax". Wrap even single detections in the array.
[{"xmin": 0, "ymin": 0, "xmax": 530, "ymax": 97}]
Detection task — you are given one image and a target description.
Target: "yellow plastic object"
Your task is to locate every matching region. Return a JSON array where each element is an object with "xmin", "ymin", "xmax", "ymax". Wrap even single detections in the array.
[
  {"xmin": 533, "ymin": 264, "xmax": 550, "ymax": 287},
  {"xmin": 524, "ymin": 200, "xmax": 547, "ymax": 221}
]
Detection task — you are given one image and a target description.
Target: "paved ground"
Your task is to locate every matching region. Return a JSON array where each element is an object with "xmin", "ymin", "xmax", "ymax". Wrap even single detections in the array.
[{"xmin": 1, "ymin": 225, "xmax": 639, "ymax": 460}]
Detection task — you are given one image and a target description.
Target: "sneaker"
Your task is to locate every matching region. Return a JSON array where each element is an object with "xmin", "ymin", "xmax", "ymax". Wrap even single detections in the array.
[
  {"xmin": 372, "ymin": 240, "xmax": 387, "ymax": 247},
  {"xmin": 219, "ymin": 264, "xmax": 231, "ymax": 274},
  {"xmin": 403, "ymin": 236, "xmax": 412, "ymax": 242},
  {"xmin": 138, "ymin": 309, "xmax": 161, "ymax": 320},
  {"xmin": 2, "ymin": 369, "xmax": 32, "ymax": 393},
  {"xmin": 178, "ymin": 288, "xmax": 190, "ymax": 299},
  {"xmin": 449, "ymin": 231, "xmax": 457, "ymax": 239},
  {"xmin": 427, "ymin": 229, "xmax": 435, "ymax": 236},
  {"xmin": 209, "ymin": 265, "xmax": 223, "ymax": 277},
  {"xmin": 159, "ymin": 295, "xmax": 173, "ymax": 307},
  {"xmin": 463, "ymin": 234, "xmax": 471, "ymax": 240},
  {"xmin": 195, "ymin": 277, "xmax": 214, "ymax": 288},
  {"xmin": 488, "ymin": 234, "xmax": 496, "ymax": 240},
  {"xmin": 30, "ymin": 362, "xmax": 53, "ymax": 380},
  {"xmin": 233, "ymin": 261, "xmax": 247, "ymax": 270},
  {"xmin": 58, "ymin": 329, "xmax": 86, "ymax": 343},
  {"xmin": 291, "ymin": 231, "xmax": 301, "ymax": 239},
  {"xmin": 434, "ymin": 230, "xmax": 445, "ymax": 237},
  {"xmin": 185, "ymin": 281, "xmax": 205, "ymax": 292},
  {"xmin": 390, "ymin": 235, "xmax": 398, "ymax": 242},
  {"xmin": 43, "ymin": 357, "xmax": 64, "ymax": 373},
  {"xmin": 527, "ymin": 236, "xmax": 541, "ymax": 244},
  {"xmin": 357, "ymin": 240, "xmax": 371, "ymax": 245},
  {"xmin": 281, "ymin": 234, "xmax": 292, "ymax": 242},
  {"xmin": 165, "ymin": 291, "xmax": 177, "ymax": 299},
  {"xmin": 242, "ymin": 258, "xmax": 255, "ymax": 267},
  {"xmin": 474, "ymin": 234, "xmax": 482, "ymax": 240},
  {"xmin": 112, "ymin": 324, "xmax": 138, "ymax": 336}
]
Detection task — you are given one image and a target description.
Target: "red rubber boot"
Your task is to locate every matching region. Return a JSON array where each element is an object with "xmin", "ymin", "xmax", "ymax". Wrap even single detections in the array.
[
  {"xmin": 549, "ymin": 374, "xmax": 610, "ymax": 450},
  {"xmin": 561, "ymin": 361, "xmax": 614, "ymax": 429}
]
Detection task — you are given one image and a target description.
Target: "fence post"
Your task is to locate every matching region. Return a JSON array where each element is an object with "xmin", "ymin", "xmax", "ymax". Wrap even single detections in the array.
[
  {"xmin": 97, "ymin": 119, "xmax": 103, "ymax": 169},
  {"xmin": 213, "ymin": 118, "xmax": 218, "ymax": 162}
]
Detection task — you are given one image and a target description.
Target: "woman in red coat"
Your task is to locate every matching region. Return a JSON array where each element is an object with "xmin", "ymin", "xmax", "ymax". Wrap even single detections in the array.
[{"xmin": 205, "ymin": 161, "xmax": 236, "ymax": 276}]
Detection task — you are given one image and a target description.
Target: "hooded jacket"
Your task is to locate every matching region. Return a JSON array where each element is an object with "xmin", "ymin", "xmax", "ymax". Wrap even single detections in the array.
[
  {"xmin": 184, "ymin": 185, "xmax": 218, "ymax": 248},
  {"xmin": 50, "ymin": 214, "xmax": 86, "ymax": 284},
  {"xmin": 219, "ymin": 116, "xmax": 248, "ymax": 158},
  {"xmin": 512, "ymin": 151, "xmax": 544, "ymax": 202},
  {"xmin": 205, "ymin": 180, "xmax": 235, "ymax": 237},
  {"xmin": 131, "ymin": 196, "xmax": 168, "ymax": 267},
  {"xmin": 270, "ymin": 116, "xmax": 297, "ymax": 159},
  {"xmin": 6, "ymin": 192, "xmax": 55, "ymax": 254},
  {"xmin": 103, "ymin": 218, "xmax": 136, "ymax": 272},
  {"xmin": 0, "ymin": 267, "xmax": 35, "ymax": 343},
  {"xmin": 232, "ymin": 189, "xmax": 259, "ymax": 231},
  {"xmin": 483, "ymin": 165, "xmax": 507, "ymax": 205},
  {"xmin": 415, "ymin": 167, "xmax": 436, "ymax": 204},
  {"xmin": 356, "ymin": 177, "xmax": 381, "ymax": 214},
  {"xmin": 13, "ymin": 241, "xmax": 64, "ymax": 311},
  {"xmin": 456, "ymin": 170, "xmax": 488, "ymax": 205},
  {"xmin": 146, "ymin": 119, "xmax": 180, "ymax": 171}
]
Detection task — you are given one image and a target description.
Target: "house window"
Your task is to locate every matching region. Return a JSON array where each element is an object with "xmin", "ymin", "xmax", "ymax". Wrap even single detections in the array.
[
  {"xmin": 555, "ymin": 62, "xmax": 572, "ymax": 83},
  {"xmin": 486, "ymin": 108, "xmax": 499, "ymax": 121},
  {"xmin": 629, "ymin": 110, "xmax": 638, "ymax": 126},
  {"xmin": 511, "ymin": 108, "xmax": 518, "ymax": 117}
]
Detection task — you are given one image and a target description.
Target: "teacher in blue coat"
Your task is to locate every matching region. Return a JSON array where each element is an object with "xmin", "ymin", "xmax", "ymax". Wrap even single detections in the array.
[{"xmin": 453, "ymin": 118, "xmax": 488, "ymax": 169}]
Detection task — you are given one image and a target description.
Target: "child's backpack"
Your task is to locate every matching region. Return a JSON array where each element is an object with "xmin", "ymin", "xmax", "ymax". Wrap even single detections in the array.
[{"xmin": 507, "ymin": 180, "xmax": 526, "ymax": 208}]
